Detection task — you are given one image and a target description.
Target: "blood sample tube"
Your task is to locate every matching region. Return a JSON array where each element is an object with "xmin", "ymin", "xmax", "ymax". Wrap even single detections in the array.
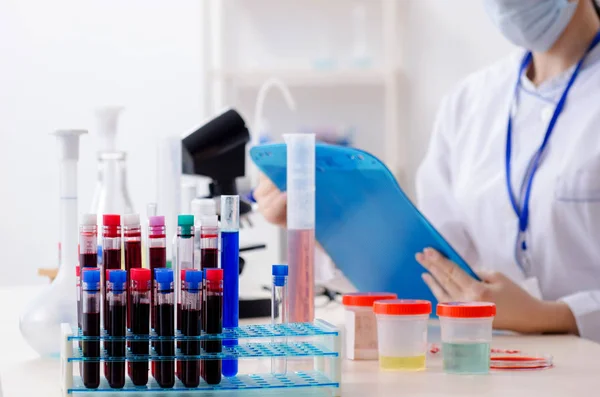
[
  {"xmin": 191, "ymin": 198, "xmax": 216, "ymax": 269},
  {"xmin": 148, "ymin": 215, "xmax": 167, "ymax": 381},
  {"xmin": 200, "ymin": 214, "xmax": 218, "ymax": 380},
  {"xmin": 80, "ymin": 213, "xmax": 98, "ymax": 268},
  {"xmin": 175, "ymin": 215, "xmax": 194, "ymax": 378},
  {"xmin": 204, "ymin": 269, "xmax": 223, "ymax": 385},
  {"xmin": 81, "ymin": 268, "xmax": 101, "ymax": 389},
  {"xmin": 176, "ymin": 269, "xmax": 186, "ymax": 381},
  {"xmin": 148, "ymin": 215, "xmax": 167, "ymax": 330},
  {"xmin": 271, "ymin": 264, "xmax": 289, "ymax": 374},
  {"xmin": 105, "ymin": 269, "xmax": 127, "ymax": 389},
  {"xmin": 76, "ymin": 266, "xmax": 81, "ymax": 336},
  {"xmin": 181, "ymin": 269, "xmax": 203, "ymax": 387},
  {"xmin": 220, "ymin": 195, "xmax": 239, "ymax": 377},
  {"xmin": 102, "ymin": 214, "xmax": 122, "ymax": 331},
  {"xmin": 76, "ymin": 265, "xmax": 81, "ymax": 376},
  {"xmin": 128, "ymin": 268, "xmax": 151, "ymax": 386},
  {"xmin": 154, "ymin": 268, "xmax": 175, "ymax": 388},
  {"xmin": 124, "ymin": 213, "xmax": 142, "ymax": 329}
]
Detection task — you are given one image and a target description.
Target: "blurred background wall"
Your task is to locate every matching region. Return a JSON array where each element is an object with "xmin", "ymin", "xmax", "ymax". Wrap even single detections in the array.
[{"xmin": 0, "ymin": 0, "xmax": 514, "ymax": 286}]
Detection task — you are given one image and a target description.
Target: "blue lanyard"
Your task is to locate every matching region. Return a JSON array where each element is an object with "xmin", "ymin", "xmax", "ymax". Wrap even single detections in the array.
[{"xmin": 505, "ymin": 31, "xmax": 600, "ymax": 252}]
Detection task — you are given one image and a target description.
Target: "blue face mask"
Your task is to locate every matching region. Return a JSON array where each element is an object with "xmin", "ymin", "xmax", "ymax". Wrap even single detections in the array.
[{"xmin": 484, "ymin": 0, "xmax": 578, "ymax": 52}]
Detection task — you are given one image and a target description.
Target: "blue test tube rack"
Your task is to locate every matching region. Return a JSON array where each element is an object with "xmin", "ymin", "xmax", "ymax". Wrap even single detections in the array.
[{"xmin": 60, "ymin": 320, "xmax": 341, "ymax": 396}]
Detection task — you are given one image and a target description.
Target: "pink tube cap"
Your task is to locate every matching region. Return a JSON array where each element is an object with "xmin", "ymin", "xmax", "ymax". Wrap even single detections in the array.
[{"xmin": 149, "ymin": 216, "xmax": 165, "ymax": 227}]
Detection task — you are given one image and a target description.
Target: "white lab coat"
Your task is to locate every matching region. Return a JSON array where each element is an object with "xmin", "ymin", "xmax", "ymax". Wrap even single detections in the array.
[{"xmin": 416, "ymin": 45, "xmax": 600, "ymax": 342}]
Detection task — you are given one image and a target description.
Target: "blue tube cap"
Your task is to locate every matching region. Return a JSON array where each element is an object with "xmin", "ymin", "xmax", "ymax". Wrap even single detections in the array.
[
  {"xmin": 107, "ymin": 269, "xmax": 127, "ymax": 292},
  {"xmin": 82, "ymin": 268, "xmax": 100, "ymax": 286},
  {"xmin": 272, "ymin": 264, "xmax": 288, "ymax": 276},
  {"xmin": 185, "ymin": 269, "xmax": 203, "ymax": 291},
  {"xmin": 272, "ymin": 264, "xmax": 288, "ymax": 287},
  {"xmin": 155, "ymin": 268, "xmax": 174, "ymax": 291}
]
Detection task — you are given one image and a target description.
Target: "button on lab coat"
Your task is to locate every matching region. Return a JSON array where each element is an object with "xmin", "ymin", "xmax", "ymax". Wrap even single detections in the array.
[{"xmin": 416, "ymin": 45, "xmax": 600, "ymax": 342}]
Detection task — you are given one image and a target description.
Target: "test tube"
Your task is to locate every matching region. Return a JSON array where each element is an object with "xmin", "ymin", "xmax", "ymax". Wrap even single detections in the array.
[
  {"xmin": 284, "ymin": 133, "xmax": 316, "ymax": 323},
  {"xmin": 175, "ymin": 215, "xmax": 194, "ymax": 379},
  {"xmin": 81, "ymin": 268, "xmax": 101, "ymax": 389},
  {"xmin": 204, "ymin": 268, "xmax": 223, "ymax": 385},
  {"xmin": 182, "ymin": 269, "xmax": 203, "ymax": 388},
  {"xmin": 175, "ymin": 215, "xmax": 194, "ymax": 312},
  {"xmin": 271, "ymin": 264, "xmax": 289, "ymax": 375},
  {"xmin": 200, "ymin": 214, "xmax": 218, "ymax": 381},
  {"xmin": 102, "ymin": 214, "xmax": 122, "ymax": 331},
  {"xmin": 154, "ymin": 268, "xmax": 175, "ymax": 388},
  {"xmin": 148, "ymin": 216, "xmax": 167, "ymax": 330},
  {"xmin": 123, "ymin": 214, "xmax": 142, "ymax": 329},
  {"xmin": 128, "ymin": 268, "xmax": 151, "ymax": 386},
  {"xmin": 191, "ymin": 199, "xmax": 216, "ymax": 269},
  {"xmin": 80, "ymin": 214, "xmax": 98, "ymax": 268},
  {"xmin": 177, "ymin": 269, "xmax": 186, "ymax": 381},
  {"xmin": 220, "ymin": 195, "xmax": 240, "ymax": 377},
  {"xmin": 76, "ymin": 266, "xmax": 81, "ymax": 336},
  {"xmin": 75, "ymin": 265, "xmax": 81, "ymax": 377},
  {"xmin": 105, "ymin": 269, "xmax": 127, "ymax": 389}
]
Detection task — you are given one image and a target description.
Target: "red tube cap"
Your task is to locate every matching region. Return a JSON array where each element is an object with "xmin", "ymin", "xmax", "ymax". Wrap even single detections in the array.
[
  {"xmin": 205, "ymin": 268, "xmax": 223, "ymax": 282},
  {"xmin": 76, "ymin": 266, "xmax": 80, "ymax": 277},
  {"xmin": 103, "ymin": 214, "xmax": 121, "ymax": 227},
  {"xmin": 130, "ymin": 268, "xmax": 151, "ymax": 284}
]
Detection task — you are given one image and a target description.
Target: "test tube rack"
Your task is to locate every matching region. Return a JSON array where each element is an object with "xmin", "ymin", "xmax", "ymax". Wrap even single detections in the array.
[{"xmin": 60, "ymin": 319, "xmax": 341, "ymax": 396}]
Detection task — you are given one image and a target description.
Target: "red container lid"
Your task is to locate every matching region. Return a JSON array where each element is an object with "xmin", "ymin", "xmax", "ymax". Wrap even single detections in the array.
[
  {"xmin": 437, "ymin": 302, "xmax": 496, "ymax": 318},
  {"xmin": 130, "ymin": 268, "xmax": 151, "ymax": 288},
  {"xmin": 205, "ymin": 268, "xmax": 223, "ymax": 282},
  {"xmin": 373, "ymin": 299, "xmax": 432, "ymax": 316},
  {"xmin": 181, "ymin": 269, "xmax": 187, "ymax": 281},
  {"xmin": 342, "ymin": 292, "xmax": 398, "ymax": 307},
  {"xmin": 103, "ymin": 214, "xmax": 121, "ymax": 227}
]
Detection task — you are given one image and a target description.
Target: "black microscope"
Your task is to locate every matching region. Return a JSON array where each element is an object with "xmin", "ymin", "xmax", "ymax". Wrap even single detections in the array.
[{"xmin": 181, "ymin": 109, "xmax": 274, "ymax": 319}]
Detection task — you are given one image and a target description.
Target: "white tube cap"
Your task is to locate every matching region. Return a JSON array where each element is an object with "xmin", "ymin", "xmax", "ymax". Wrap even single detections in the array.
[
  {"xmin": 81, "ymin": 213, "xmax": 97, "ymax": 226},
  {"xmin": 122, "ymin": 213, "xmax": 140, "ymax": 227},
  {"xmin": 200, "ymin": 215, "xmax": 218, "ymax": 228},
  {"xmin": 191, "ymin": 198, "xmax": 216, "ymax": 220},
  {"xmin": 52, "ymin": 129, "xmax": 88, "ymax": 161}
]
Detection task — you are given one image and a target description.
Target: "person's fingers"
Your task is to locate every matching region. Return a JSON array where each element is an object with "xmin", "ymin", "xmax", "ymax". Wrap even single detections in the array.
[
  {"xmin": 416, "ymin": 251, "xmax": 462, "ymax": 297},
  {"xmin": 258, "ymin": 190, "xmax": 287, "ymax": 226},
  {"xmin": 422, "ymin": 248, "xmax": 477, "ymax": 289},
  {"xmin": 474, "ymin": 268, "xmax": 505, "ymax": 283},
  {"xmin": 422, "ymin": 273, "xmax": 451, "ymax": 302},
  {"xmin": 254, "ymin": 173, "xmax": 278, "ymax": 199}
]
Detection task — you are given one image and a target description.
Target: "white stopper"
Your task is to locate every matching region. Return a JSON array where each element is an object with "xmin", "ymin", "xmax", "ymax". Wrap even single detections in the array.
[
  {"xmin": 122, "ymin": 213, "xmax": 140, "ymax": 227},
  {"xmin": 200, "ymin": 214, "xmax": 218, "ymax": 228},
  {"xmin": 191, "ymin": 199, "xmax": 216, "ymax": 225},
  {"xmin": 81, "ymin": 213, "xmax": 97, "ymax": 226}
]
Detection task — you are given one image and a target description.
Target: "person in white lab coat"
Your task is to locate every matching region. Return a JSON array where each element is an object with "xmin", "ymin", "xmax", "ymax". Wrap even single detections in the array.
[{"xmin": 255, "ymin": 0, "xmax": 600, "ymax": 342}]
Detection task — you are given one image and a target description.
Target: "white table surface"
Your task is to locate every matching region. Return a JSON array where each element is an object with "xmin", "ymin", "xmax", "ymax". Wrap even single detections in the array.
[{"xmin": 1, "ymin": 286, "xmax": 599, "ymax": 396}]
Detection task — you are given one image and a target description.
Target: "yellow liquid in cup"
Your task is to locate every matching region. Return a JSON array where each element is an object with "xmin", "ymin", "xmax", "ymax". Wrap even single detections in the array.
[{"xmin": 379, "ymin": 355, "xmax": 426, "ymax": 371}]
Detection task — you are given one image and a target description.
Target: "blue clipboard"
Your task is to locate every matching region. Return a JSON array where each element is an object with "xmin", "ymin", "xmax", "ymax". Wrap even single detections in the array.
[{"xmin": 250, "ymin": 143, "xmax": 478, "ymax": 308}]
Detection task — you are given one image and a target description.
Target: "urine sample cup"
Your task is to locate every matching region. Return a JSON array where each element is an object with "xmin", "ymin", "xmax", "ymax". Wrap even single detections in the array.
[
  {"xmin": 373, "ymin": 299, "xmax": 431, "ymax": 371},
  {"xmin": 342, "ymin": 292, "xmax": 397, "ymax": 360},
  {"xmin": 437, "ymin": 302, "xmax": 496, "ymax": 375}
]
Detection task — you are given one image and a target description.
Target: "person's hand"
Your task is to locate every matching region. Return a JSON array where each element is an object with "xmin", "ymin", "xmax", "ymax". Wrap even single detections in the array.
[
  {"xmin": 416, "ymin": 248, "xmax": 578, "ymax": 335},
  {"xmin": 254, "ymin": 173, "xmax": 287, "ymax": 227}
]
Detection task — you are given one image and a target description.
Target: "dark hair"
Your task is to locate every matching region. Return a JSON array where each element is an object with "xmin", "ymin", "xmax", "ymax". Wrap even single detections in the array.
[{"xmin": 594, "ymin": 0, "xmax": 600, "ymax": 18}]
